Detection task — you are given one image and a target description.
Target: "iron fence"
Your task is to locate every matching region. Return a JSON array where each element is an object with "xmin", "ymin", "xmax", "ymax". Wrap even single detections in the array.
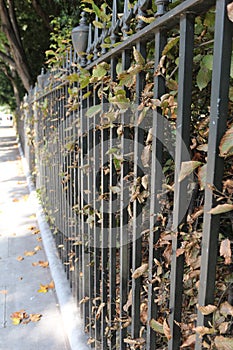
[{"xmin": 19, "ymin": 0, "xmax": 233, "ymax": 349}]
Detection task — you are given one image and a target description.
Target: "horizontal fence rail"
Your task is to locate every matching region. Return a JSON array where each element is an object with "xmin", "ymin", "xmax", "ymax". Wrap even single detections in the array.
[{"xmin": 19, "ymin": 0, "xmax": 233, "ymax": 349}]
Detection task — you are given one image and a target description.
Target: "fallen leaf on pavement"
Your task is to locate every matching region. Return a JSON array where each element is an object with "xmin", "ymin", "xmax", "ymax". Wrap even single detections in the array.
[
  {"xmin": 10, "ymin": 310, "xmax": 29, "ymax": 325},
  {"xmin": 17, "ymin": 256, "xmax": 24, "ymax": 261},
  {"xmin": 24, "ymin": 250, "xmax": 36, "ymax": 256},
  {"xmin": 0, "ymin": 290, "xmax": 7, "ymax": 294},
  {"xmin": 12, "ymin": 198, "xmax": 20, "ymax": 202},
  {"xmin": 10, "ymin": 310, "xmax": 42, "ymax": 325},
  {"xmin": 28, "ymin": 226, "xmax": 37, "ymax": 231},
  {"xmin": 30, "ymin": 313, "xmax": 42, "ymax": 322},
  {"xmin": 38, "ymin": 280, "xmax": 54, "ymax": 293},
  {"xmin": 32, "ymin": 261, "xmax": 49, "ymax": 268},
  {"xmin": 34, "ymin": 245, "xmax": 42, "ymax": 252},
  {"xmin": 32, "ymin": 229, "xmax": 40, "ymax": 235},
  {"xmin": 36, "ymin": 237, "xmax": 42, "ymax": 242}
]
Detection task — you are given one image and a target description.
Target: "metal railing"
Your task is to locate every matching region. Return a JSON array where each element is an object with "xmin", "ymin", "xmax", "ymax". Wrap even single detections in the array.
[{"xmin": 19, "ymin": 0, "xmax": 233, "ymax": 349}]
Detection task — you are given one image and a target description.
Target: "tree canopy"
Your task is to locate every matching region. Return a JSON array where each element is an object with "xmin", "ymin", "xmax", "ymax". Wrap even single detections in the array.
[{"xmin": 0, "ymin": 0, "xmax": 80, "ymax": 110}]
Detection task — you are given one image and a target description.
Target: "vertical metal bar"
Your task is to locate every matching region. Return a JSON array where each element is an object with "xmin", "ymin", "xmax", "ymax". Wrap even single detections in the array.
[
  {"xmin": 146, "ymin": 29, "xmax": 167, "ymax": 349},
  {"xmin": 86, "ymin": 85, "xmax": 94, "ymax": 338},
  {"xmin": 120, "ymin": 49, "xmax": 131, "ymax": 350},
  {"xmin": 109, "ymin": 56, "xmax": 117, "ymax": 349},
  {"xmin": 100, "ymin": 94, "xmax": 109, "ymax": 350},
  {"xmin": 168, "ymin": 13, "xmax": 194, "ymax": 350},
  {"xmin": 93, "ymin": 91, "xmax": 101, "ymax": 346},
  {"xmin": 195, "ymin": 2, "xmax": 233, "ymax": 349},
  {"xmin": 131, "ymin": 40, "xmax": 146, "ymax": 339}
]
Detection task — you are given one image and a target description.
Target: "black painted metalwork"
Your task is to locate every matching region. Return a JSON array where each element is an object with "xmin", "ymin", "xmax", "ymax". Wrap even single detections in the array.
[{"xmin": 19, "ymin": 0, "xmax": 233, "ymax": 349}]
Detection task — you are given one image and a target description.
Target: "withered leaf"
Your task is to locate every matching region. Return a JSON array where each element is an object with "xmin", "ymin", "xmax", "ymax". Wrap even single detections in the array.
[
  {"xmin": 220, "ymin": 301, "xmax": 233, "ymax": 317},
  {"xmin": 96, "ymin": 302, "xmax": 105, "ymax": 320},
  {"xmin": 32, "ymin": 229, "xmax": 40, "ymax": 235},
  {"xmin": 24, "ymin": 250, "xmax": 36, "ymax": 256},
  {"xmin": 220, "ymin": 239, "xmax": 232, "ymax": 265},
  {"xmin": 32, "ymin": 261, "xmax": 49, "ymax": 268},
  {"xmin": 132, "ymin": 263, "xmax": 148, "ymax": 279},
  {"xmin": 17, "ymin": 256, "xmax": 24, "ymax": 261},
  {"xmin": 178, "ymin": 161, "xmax": 202, "ymax": 182},
  {"xmin": 10, "ymin": 310, "xmax": 29, "ymax": 325},
  {"xmin": 37, "ymin": 280, "xmax": 54, "ymax": 293},
  {"xmin": 163, "ymin": 318, "xmax": 172, "ymax": 340},
  {"xmin": 214, "ymin": 336, "xmax": 233, "ymax": 350},
  {"xmin": 198, "ymin": 304, "xmax": 217, "ymax": 315},
  {"xmin": 79, "ymin": 296, "xmax": 90, "ymax": 304},
  {"xmin": 219, "ymin": 322, "xmax": 229, "ymax": 335},
  {"xmin": 0, "ymin": 289, "xmax": 7, "ymax": 294},
  {"xmin": 208, "ymin": 204, "xmax": 233, "ymax": 215},
  {"xmin": 34, "ymin": 245, "xmax": 42, "ymax": 252},
  {"xmin": 194, "ymin": 326, "xmax": 215, "ymax": 337},
  {"xmin": 180, "ymin": 334, "xmax": 196, "ymax": 348},
  {"xmin": 30, "ymin": 313, "xmax": 42, "ymax": 322},
  {"xmin": 123, "ymin": 289, "xmax": 132, "ymax": 312},
  {"xmin": 227, "ymin": 2, "xmax": 233, "ymax": 22},
  {"xmin": 124, "ymin": 337, "xmax": 146, "ymax": 346}
]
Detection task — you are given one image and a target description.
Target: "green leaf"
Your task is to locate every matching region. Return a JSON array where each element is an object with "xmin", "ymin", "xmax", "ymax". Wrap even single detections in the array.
[
  {"xmin": 219, "ymin": 125, "xmax": 233, "ymax": 158},
  {"xmin": 149, "ymin": 319, "xmax": 164, "ymax": 334},
  {"xmin": 230, "ymin": 54, "xmax": 233, "ymax": 78},
  {"xmin": 92, "ymin": 65, "xmax": 107, "ymax": 79},
  {"xmin": 201, "ymin": 55, "xmax": 213, "ymax": 71},
  {"xmin": 93, "ymin": 21, "xmax": 104, "ymax": 29},
  {"xmin": 79, "ymin": 76, "xmax": 90, "ymax": 89},
  {"xmin": 162, "ymin": 36, "xmax": 179, "ymax": 56},
  {"xmin": 137, "ymin": 15, "xmax": 155, "ymax": 24},
  {"xmin": 86, "ymin": 104, "xmax": 102, "ymax": 118},
  {"xmin": 229, "ymin": 86, "xmax": 233, "ymax": 102},
  {"xmin": 197, "ymin": 66, "xmax": 212, "ymax": 91},
  {"xmin": 208, "ymin": 204, "xmax": 233, "ymax": 215},
  {"xmin": 116, "ymin": 62, "xmax": 123, "ymax": 76},
  {"xmin": 178, "ymin": 161, "xmax": 202, "ymax": 182}
]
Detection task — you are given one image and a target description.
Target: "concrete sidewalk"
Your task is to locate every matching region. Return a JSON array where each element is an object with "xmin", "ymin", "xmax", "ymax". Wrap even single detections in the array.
[{"xmin": 0, "ymin": 125, "xmax": 71, "ymax": 349}]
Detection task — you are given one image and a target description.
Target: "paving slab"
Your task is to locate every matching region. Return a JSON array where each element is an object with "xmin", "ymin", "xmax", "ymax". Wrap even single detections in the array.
[{"xmin": 0, "ymin": 124, "xmax": 71, "ymax": 350}]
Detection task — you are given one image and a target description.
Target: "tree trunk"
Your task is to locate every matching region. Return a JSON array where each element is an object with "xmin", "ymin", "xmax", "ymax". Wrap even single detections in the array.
[{"xmin": 0, "ymin": 0, "xmax": 32, "ymax": 91}]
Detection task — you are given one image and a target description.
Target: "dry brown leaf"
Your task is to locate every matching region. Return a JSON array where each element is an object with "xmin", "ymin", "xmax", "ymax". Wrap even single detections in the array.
[
  {"xmin": 198, "ymin": 304, "xmax": 217, "ymax": 316},
  {"xmin": 96, "ymin": 302, "xmax": 105, "ymax": 320},
  {"xmin": 12, "ymin": 198, "xmax": 20, "ymax": 202},
  {"xmin": 219, "ymin": 322, "xmax": 229, "ymax": 335},
  {"xmin": 163, "ymin": 318, "xmax": 172, "ymax": 340},
  {"xmin": 34, "ymin": 245, "xmax": 42, "ymax": 252},
  {"xmin": 79, "ymin": 296, "xmax": 90, "ymax": 304},
  {"xmin": 180, "ymin": 334, "xmax": 196, "ymax": 348},
  {"xmin": 227, "ymin": 2, "xmax": 233, "ymax": 22},
  {"xmin": 214, "ymin": 335, "xmax": 233, "ymax": 350},
  {"xmin": 32, "ymin": 229, "xmax": 40, "ymax": 235},
  {"xmin": 48, "ymin": 280, "xmax": 55, "ymax": 289},
  {"xmin": 28, "ymin": 226, "xmax": 37, "ymax": 231},
  {"xmin": 132, "ymin": 263, "xmax": 148, "ymax": 279},
  {"xmin": 123, "ymin": 289, "xmax": 132, "ymax": 312},
  {"xmin": 194, "ymin": 326, "xmax": 215, "ymax": 337},
  {"xmin": 17, "ymin": 256, "xmax": 24, "ymax": 261},
  {"xmin": 0, "ymin": 289, "xmax": 7, "ymax": 295},
  {"xmin": 208, "ymin": 203, "xmax": 233, "ymax": 215},
  {"xmin": 36, "ymin": 237, "xmax": 42, "ymax": 242},
  {"xmin": 124, "ymin": 337, "xmax": 146, "ymax": 346},
  {"xmin": 30, "ymin": 313, "xmax": 42, "ymax": 322},
  {"xmin": 24, "ymin": 250, "xmax": 36, "ymax": 256},
  {"xmin": 220, "ymin": 239, "xmax": 232, "ymax": 265},
  {"xmin": 220, "ymin": 301, "xmax": 233, "ymax": 317}
]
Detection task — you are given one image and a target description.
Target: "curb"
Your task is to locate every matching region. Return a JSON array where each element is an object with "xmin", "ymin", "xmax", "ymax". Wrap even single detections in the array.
[{"xmin": 18, "ymin": 141, "xmax": 89, "ymax": 350}]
